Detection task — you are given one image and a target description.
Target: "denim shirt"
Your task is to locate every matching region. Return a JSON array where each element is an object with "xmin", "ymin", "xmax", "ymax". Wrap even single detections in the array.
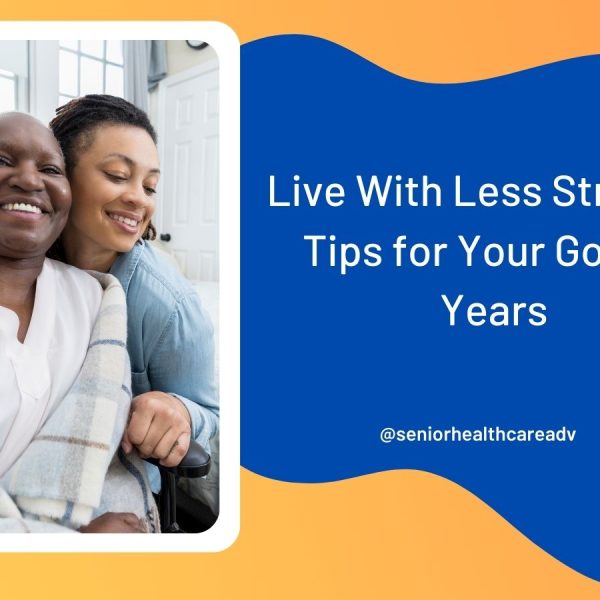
[{"xmin": 110, "ymin": 241, "xmax": 219, "ymax": 490}]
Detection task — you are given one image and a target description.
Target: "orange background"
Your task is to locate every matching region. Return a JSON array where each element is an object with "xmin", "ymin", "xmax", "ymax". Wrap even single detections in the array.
[
  {"xmin": 5, "ymin": 1, "xmax": 600, "ymax": 81},
  {"xmin": 6, "ymin": 470, "xmax": 600, "ymax": 599},
  {"xmin": 5, "ymin": 2, "xmax": 600, "ymax": 598}
]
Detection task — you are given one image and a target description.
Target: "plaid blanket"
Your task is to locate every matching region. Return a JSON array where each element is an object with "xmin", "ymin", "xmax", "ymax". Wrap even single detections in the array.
[{"xmin": 0, "ymin": 272, "xmax": 159, "ymax": 533}]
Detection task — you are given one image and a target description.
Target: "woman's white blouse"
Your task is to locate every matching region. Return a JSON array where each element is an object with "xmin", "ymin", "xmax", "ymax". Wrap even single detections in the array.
[{"xmin": 0, "ymin": 259, "xmax": 102, "ymax": 477}]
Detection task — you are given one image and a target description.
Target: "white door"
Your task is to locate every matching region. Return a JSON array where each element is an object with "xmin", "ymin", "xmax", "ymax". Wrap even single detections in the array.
[{"xmin": 156, "ymin": 61, "xmax": 219, "ymax": 281}]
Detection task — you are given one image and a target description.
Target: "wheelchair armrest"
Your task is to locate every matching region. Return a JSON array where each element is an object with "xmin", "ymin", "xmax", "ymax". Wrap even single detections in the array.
[
  {"xmin": 146, "ymin": 439, "xmax": 211, "ymax": 478},
  {"xmin": 145, "ymin": 440, "xmax": 212, "ymax": 532}
]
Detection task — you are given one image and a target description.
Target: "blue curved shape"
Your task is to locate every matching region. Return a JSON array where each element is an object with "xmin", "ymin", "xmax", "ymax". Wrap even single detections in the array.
[{"xmin": 241, "ymin": 35, "xmax": 600, "ymax": 579}]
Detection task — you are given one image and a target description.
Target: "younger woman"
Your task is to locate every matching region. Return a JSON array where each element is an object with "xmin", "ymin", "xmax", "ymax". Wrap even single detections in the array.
[{"xmin": 50, "ymin": 96, "xmax": 218, "ymax": 491}]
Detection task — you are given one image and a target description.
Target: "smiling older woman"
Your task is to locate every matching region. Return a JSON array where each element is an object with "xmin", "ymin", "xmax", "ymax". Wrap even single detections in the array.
[
  {"xmin": 0, "ymin": 112, "xmax": 157, "ymax": 533},
  {"xmin": 0, "ymin": 113, "xmax": 88, "ymax": 472}
]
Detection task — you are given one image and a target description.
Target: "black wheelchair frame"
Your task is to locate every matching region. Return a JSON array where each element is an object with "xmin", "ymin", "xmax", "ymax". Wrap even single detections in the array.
[{"xmin": 147, "ymin": 440, "xmax": 213, "ymax": 533}]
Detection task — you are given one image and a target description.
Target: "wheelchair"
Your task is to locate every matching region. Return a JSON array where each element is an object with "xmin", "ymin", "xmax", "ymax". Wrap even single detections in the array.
[{"xmin": 147, "ymin": 439, "xmax": 217, "ymax": 533}]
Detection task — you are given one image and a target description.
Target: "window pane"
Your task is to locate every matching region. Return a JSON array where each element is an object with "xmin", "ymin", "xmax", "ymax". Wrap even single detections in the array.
[
  {"xmin": 59, "ymin": 50, "xmax": 78, "ymax": 96},
  {"xmin": 79, "ymin": 57, "xmax": 104, "ymax": 95},
  {"xmin": 80, "ymin": 40, "xmax": 104, "ymax": 58},
  {"xmin": 106, "ymin": 40, "xmax": 123, "ymax": 65},
  {"xmin": 105, "ymin": 64, "xmax": 124, "ymax": 97},
  {"xmin": 0, "ymin": 77, "xmax": 15, "ymax": 112},
  {"xmin": 58, "ymin": 95, "xmax": 73, "ymax": 108},
  {"xmin": 59, "ymin": 40, "xmax": 78, "ymax": 50}
]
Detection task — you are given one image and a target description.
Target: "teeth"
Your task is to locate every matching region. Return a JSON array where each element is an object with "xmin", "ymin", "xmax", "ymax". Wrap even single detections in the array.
[
  {"xmin": 109, "ymin": 213, "xmax": 139, "ymax": 227},
  {"xmin": 1, "ymin": 203, "xmax": 42, "ymax": 214}
]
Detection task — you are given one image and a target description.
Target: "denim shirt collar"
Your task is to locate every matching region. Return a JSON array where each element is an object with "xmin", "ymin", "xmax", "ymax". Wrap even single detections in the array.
[{"xmin": 109, "ymin": 240, "xmax": 145, "ymax": 295}]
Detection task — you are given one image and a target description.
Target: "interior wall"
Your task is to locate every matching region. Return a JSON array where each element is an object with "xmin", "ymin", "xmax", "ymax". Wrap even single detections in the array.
[
  {"xmin": 166, "ymin": 41, "xmax": 218, "ymax": 75},
  {"xmin": 149, "ymin": 42, "xmax": 218, "ymax": 126}
]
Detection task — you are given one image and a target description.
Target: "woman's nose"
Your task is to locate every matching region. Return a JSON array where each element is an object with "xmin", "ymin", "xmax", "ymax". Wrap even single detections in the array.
[
  {"xmin": 9, "ymin": 164, "xmax": 43, "ymax": 192},
  {"xmin": 121, "ymin": 183, "xmax": 153, "ymax": 208}
]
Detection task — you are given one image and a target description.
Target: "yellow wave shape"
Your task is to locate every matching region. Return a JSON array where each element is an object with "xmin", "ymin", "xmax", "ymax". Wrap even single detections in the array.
[
  {"xmin": 6, "ymin": 0, "xmax": 600, "ymax": 81},
  {"xmin": 5, "ymin": 468, "xmax": 599, "ymax": 599}
]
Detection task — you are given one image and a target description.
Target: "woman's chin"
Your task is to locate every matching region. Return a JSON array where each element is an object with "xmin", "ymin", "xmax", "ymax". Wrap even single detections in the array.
[
  {"xmin": 99, "ymin": 228, "xmax": 143, "ymax": 253},
  {"xmin": 111, "ymin": 238, "xmax": 140, "ymax": 253},
  {"xmin": 0, "ymin": 234, "xmax": 54, "ymax": 260}
]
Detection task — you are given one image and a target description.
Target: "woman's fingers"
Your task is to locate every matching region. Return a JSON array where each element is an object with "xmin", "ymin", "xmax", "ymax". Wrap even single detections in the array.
[
  {"xmin": 156, "ymin": 430, "xmax": 191, "ymax": 467},
  {"xmin": 127, "ymin": 404, "xmax": 165, "ymax": 457},
  {"xmin": 121, "ymin": 513, "xmax": 147, "ymax": 533},
  {"xmin": 121, "ymin": 430, "xmax": 133, "ymax": 454},
  {"xmin": 80, "ymin": 512, "xmax": 146, "ymax": 533},
  {"xmin": 126, "ymin": 392, "xmax": 192, "ymax": 462}
]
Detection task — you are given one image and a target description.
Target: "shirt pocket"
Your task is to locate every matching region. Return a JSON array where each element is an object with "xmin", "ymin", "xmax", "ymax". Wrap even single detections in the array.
[{"xmin": 131, "ymin": 369, "xmax": 151, "ymax": 396}]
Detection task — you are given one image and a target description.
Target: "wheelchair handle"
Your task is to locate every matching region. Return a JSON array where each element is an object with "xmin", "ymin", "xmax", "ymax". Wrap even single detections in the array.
[{"xmin": 146, "ymin": 439, "xmax": 211, "ymax": 478}]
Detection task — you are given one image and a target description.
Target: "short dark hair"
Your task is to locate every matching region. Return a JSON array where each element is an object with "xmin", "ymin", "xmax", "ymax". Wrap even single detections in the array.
[{"xmin": 50, "ymin": 94, "xmax": 158, "ymax": 241}]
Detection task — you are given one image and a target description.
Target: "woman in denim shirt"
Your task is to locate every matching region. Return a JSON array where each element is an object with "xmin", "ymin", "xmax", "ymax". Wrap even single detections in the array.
[{"xmin": 49, "ymin": 95, "xmax": 218, "ymax": 491}]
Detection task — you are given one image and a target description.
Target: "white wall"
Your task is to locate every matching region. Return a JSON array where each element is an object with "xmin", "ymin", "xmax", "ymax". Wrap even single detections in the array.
[
  {"xmin": 166, "ymin": 41, "xmax": 218, "ymax": 75},
  {"xmin": 149, "ymin": 42, "xmax": 218, "ymax": 127}
]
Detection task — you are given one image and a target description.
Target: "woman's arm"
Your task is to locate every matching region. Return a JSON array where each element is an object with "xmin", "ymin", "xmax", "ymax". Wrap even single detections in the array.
[{"xmin": 122, "ymin": 292, "xmax": 219, "ymax": 466}]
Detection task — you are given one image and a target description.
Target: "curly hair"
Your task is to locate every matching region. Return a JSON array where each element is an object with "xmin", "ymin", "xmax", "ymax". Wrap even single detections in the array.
[{"xmin": 50, "ymin": 94, "xmax": 158, "ymax": 241}]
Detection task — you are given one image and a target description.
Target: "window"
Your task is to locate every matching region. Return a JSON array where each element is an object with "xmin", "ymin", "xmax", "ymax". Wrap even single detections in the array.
[
  {"xmin": 0, "ymin": 69, "xmax": 17, "ymax": 112},
  {"xmin": 58, "ymin": 40, "xmax": 124, "ymax": 106}
]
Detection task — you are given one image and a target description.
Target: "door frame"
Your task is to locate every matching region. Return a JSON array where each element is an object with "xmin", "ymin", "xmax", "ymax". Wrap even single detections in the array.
[{"xmin": 154, "ymin": 58, "xmax": 219, "ymax": 235}]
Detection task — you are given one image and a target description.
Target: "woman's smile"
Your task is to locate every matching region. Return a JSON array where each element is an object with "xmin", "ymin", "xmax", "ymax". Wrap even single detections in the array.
[
  {"xmin": 0, "ymin": 195, "xmax": 51, "ymax": 218},
  {"xmin": 1, "ymin": 204, "xmax": 43, "ymax": 215},
  {"xmin": 106, "ymin": 209, "xmax": 145, "ymax": 234}
]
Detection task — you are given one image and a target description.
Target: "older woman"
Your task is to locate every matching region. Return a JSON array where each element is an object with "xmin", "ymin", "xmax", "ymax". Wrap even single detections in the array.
[
  {"xmin": 0, "ymin": 112, "xmax": 78, "ymax": 471},
  {"xmin": 0, "ymin": 112, "xmax": 156, "ymax": 533},
  {"xmin": 49, "ymin": 95, "xmax": 218, "ymax": 494}
]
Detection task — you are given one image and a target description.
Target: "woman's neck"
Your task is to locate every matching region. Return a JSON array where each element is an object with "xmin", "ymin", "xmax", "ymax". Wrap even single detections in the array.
[
  {"xmin": 0, "ymin": 257, "xmax": 44, "ymax": 342},
  {"xmin": 61, "ymin": 226, "xmax": 118, "ymax": 273}
]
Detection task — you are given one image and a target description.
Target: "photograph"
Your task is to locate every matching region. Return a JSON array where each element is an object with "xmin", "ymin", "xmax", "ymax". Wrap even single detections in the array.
[{"xmin": 0, "ymin": 33, "xmax": 236, "ymax": 544}]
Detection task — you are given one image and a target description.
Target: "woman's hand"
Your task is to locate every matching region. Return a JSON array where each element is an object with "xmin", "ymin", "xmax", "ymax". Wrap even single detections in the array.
[
  {"xmin": 121, "ymin": 391, "xmax": 192, "ymax": 467},
  {"xmin": 80, "ymin": 512, "xmax": 145, "ymax": 533}
]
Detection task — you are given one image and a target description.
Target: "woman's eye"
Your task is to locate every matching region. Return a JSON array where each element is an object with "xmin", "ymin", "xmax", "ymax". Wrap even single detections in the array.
[
  {"xmin": 106, "ymin": 172, "xmax": 127, "ymax": 182},
  {"xmin": 0, "ymin": 156, "xmax": 12, "ymax": 167},
  {"xmin": 144, "ymin": 186, "xmax": 157, "ymax": 195},
  {"xmin": 41, "ymin": 165, "xmax": 63, "ymax": 175}
]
